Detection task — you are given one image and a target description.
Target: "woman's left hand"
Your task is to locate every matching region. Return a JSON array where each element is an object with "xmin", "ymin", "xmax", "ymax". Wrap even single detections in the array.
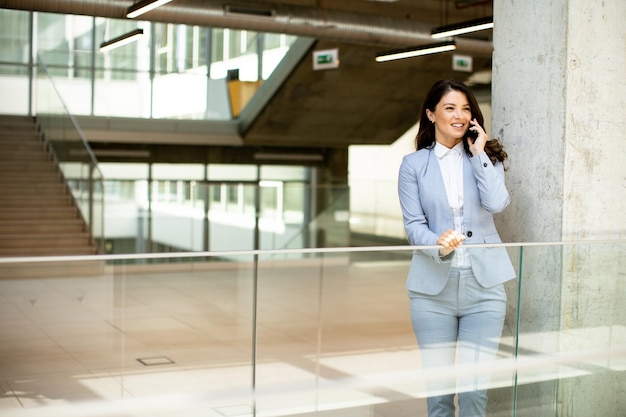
[{"xmin": 468, "ymin": 118, "xmax": 487, "ymax": 155}]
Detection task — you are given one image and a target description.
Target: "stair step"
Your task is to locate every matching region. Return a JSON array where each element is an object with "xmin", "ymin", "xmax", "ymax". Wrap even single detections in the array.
[
  {"xmin": 0, "ymin": 197, "xmax": 73, "ymax": 208},
  {"xmin": 0, "ymin": 186, "xmax": 68, "ymax": 196},
  {"xmin": 0, "ymin": 206, "xmax": 79, "ymax": 220},
  {"xmin": 0, "ymin": 153, "xmax": 50, "ymax": 162},
  {"xmin": 0, "ymin": 138, "xmax": 45, "ymax": 147},
  {"xmin": 0, "ymin": 233, "xmax": 92, "ymax": 249},
  {"xmin": 0, "ymin": 171, "xmax": 59, "ymax": 178},
  {"xmin": 0, "ymin": 129, "xmax": 41, "ymax": 137},
  {"xmin": 0, "ymin": 246, "xmax": 98, "ymax": 256},
  {"xmin": 0, "ymin": 123, "xmax": 38, "ymax": 132},
  {"xmin": 0, "ymin": 165, "xmax": 57, "ymax": 171},
  {"xmin": 0, "ymin": 220, "xmax": 84, "ymax": 234},
  {"xmin": 0, "ymin": 144, "xmax": 47, "ymax": 152},
  {"xmin": 0, "ymin": 177, "xmax": 63, "ymax": 186}
]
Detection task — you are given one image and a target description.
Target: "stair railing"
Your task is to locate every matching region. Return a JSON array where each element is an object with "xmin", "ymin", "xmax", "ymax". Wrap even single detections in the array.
[{"xmin": 34, "ymin": 53, "xmax": 105, "ymax": 253}]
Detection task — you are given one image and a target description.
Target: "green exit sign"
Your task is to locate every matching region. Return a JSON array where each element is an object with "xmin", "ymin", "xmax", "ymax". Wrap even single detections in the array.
[
  {"xmin": 317, "ymin": 54, "xmax": 334, "ymax": 65},
  {"xmin": 313, "ymin": 49, "xmax": 339, "ymax": 70},
  {"xmin": 452, "ymin": 54, "xmax": 473, "ymax": 72}
]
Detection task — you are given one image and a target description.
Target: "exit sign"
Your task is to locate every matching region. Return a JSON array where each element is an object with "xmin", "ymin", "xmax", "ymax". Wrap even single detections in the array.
[
  {"xmin": 313, "ymin": 49, "xmax": 339, "ymax": 70},
  {"xmin": 452, "ymin": 54, "xmax": 473, "ymax": 72}
]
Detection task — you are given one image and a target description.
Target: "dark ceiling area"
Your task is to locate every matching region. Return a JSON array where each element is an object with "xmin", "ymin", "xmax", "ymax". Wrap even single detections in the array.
[
  {"xmin": 244, "ymin": 38, "xmax": 492, "ymax": 148},
  {"xmin": 1, "ymin": 0, "xmax": 494, "ymax": 149}
]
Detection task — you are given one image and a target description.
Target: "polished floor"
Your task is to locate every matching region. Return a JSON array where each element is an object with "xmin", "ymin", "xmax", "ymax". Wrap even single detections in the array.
[{"xmin": 0, "ymin": 257, "xmax": 438, "ymax": 417}]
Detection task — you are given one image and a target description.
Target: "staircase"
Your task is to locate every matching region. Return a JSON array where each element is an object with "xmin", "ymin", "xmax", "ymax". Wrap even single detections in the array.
[{"xmin": 0, "ymin": 115, "xmax": 99, "ymax": 258}]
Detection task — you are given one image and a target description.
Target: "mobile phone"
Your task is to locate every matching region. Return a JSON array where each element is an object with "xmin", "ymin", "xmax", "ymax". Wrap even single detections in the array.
[{"xmin": 467, "ymin": 128, "xmax": 478, "ymax": 143}]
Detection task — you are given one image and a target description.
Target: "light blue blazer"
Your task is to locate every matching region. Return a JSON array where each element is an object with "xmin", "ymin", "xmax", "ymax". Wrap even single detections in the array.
[{"xmin": 398, "ymin": 147, "xmax": 516, "ymax": 295}]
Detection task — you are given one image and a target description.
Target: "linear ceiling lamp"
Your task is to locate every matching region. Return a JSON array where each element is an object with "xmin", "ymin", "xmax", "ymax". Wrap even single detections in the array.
[
  {"xmin": 375, "ymin": 41, "xmax": 456, "ymax": 63},
  {"xmin": 431, "ymin": 16, "xmax": 493, "ymax": 39},
  {"xmin": 99, "ymin": 28, "xmax": 144, "ymax": 52},
  {"xmin": 127, "ymin": 0, "xmax": 173, "ymax": 19}
]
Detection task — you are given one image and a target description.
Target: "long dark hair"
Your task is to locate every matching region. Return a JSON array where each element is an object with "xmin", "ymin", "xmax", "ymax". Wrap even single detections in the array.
[{"xmin": 415, "ymin": 79, "xmax": 507, "ymax": 165}]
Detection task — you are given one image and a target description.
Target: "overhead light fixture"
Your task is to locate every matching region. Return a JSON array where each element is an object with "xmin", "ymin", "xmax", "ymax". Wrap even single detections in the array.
[
  {"xmin": 99, "ymin": 28, "xmax": 144, "ymax": 52},
  {"xmin": 375, "ymin": 41, "xmax": 456, "ymax": 63},
  {"xmin": 127, "ymin": 0, "xmax": 173, "ymax": 19},
  {"xmin": 431, "ymin": 16, "xmax": 493, "ymax": 39}
]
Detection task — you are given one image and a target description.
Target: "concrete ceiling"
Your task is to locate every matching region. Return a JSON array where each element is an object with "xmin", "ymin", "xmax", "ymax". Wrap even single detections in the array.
[
  {"xmin": 1, "ymin": 0, "xmax": 494, "ymax": 149},
  {"xmin": 242, "ymin": 38, "xmax": 492, "ymax": 148}
]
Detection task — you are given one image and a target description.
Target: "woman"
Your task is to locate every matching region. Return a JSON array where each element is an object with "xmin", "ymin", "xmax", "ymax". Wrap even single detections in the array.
[{"xmin": 397, "ymin": 79, "xmax": 516, "ymax": 417}]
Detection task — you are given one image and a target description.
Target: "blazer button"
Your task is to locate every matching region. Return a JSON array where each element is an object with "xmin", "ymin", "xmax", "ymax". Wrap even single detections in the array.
[
  {"xmin": 483, "ymin": 162, "xmax": 488, "ymax": 167},
  {"xmin": 467, "ymin": 231, "xmax": 473, "ymax": 237}
]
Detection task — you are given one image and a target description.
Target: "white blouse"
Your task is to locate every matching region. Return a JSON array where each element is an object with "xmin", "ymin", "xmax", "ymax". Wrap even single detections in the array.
[{"xmin": 435, "ymin": 141, "xmax": 470, "ymax": 268}]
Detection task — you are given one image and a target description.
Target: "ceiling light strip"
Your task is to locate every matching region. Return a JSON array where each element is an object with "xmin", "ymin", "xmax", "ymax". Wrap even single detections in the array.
[
  {"xmin": 375, "ymin": 41, "xmax": 456, "ymax": 62},
  {"xmin": 431, "ymin": 16, "xmax": 493, "ymax": 39},
  {"xmin": 99, "ymin": 28, "xmax": 144, "ymax": 52},
  {"xmin": 127, "ymin": 0, "xmax": 173, "ymax": 19}
]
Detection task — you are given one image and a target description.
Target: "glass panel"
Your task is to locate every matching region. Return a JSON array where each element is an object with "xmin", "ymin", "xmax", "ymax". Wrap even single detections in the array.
[
  {"xmin": 95, "ymin": 18, "xmax": 148, "ymax": 70},
  {"xmin": 5, "ymin": 10, "xmax": 301, "ymax": 121},
  {"xmin": 210, "ymin": 29, "xmax": 259, "ymax": 81},
  {"xmin": 152, "ymin": 71, "xmax": 209, "ymax": 119},
  {"xmin": 260, "ymin": 165, "xmax": 308, "ymax": 181},
  {"xmin": 152, "ymin": 163, "xmax": 204, "ymax": 180},
  {"xmin": 208, "ymin": 183, "xmax": 256, "ymax": 252},
  {"xmin": 262, "ymin": 33, "xmax": 298, "ymax": 79},
  {"xmin": 208, "ymin": 164, "xmax": 258, "ymax": 181},
  {"xmin": 0, "ymin": 252, "xmax": 256, "ymax": 416},
  {"xmin": 36, "ymin": 13, "xmax": 94, "ymax": 115},
  {"xmin": 153, "ymin": 23, "xmax": 208, "ymax": 74},
  {"xmin": 150, "ymin": 22, "xmax": 216, "ymax": 119},
  {"xmin": 0, "ymin": 9, "xmax": 30, "ymax": 63},
  {"xmin": 1, "ymin": 243, "xmax": 625, "ymax": 416},
  {"xmin": 93, "ymin": 18, "xmax": 150, "ymax": 118},
  {"xmin": 513, "ymin": 242, "xmax": 626, "ymax": 416},
  {"xmin": 94, "ymin": 68, "xmax": 151, "ymax": 118}
]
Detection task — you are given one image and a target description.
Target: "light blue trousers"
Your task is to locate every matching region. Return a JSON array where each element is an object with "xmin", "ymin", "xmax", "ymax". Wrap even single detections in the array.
[{"xmin": 409, "ymin": 267, "xmax": 506, "ymax": 417}]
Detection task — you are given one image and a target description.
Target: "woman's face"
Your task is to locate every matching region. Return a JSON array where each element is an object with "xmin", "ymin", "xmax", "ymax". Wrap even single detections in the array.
[{"xmin": 426, "ymin": 89, "xmax": 472, "ymax": 148}]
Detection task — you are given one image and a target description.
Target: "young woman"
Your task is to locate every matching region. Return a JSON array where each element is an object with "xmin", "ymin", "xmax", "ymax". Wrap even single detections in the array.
[{"xmin": 397, "ymin": 79, "xmax": 516, "ymax": 417}]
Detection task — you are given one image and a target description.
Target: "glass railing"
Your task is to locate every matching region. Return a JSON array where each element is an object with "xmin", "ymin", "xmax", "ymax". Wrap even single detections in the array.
[
  {"xmin": 34, "ymin": 53, "xmax": 105, "ymax": 252},
  {"xmin": 0, "ymin": 241, "xmax": 623, "ymax": 417}
]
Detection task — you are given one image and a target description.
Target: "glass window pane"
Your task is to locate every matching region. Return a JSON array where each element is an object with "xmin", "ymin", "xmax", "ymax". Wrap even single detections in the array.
[
  {"xmin": 99, "ymin": 163, "xmax": 149, "ymax": 179},
  {"xmin": 153, "ymin": 72, "xmax": 208, "ymax": 119},
  {"xmin": 0, "ymin": 9, "xmax": 30, "ymax": 64},
  {"xmin": 94, "ymin": 68, "xmax": 151, "ymax": 118},
  {"xmin": 152, "ymin": 164, "xmax": 204, "ymax": 180},
  {"xmin": 283, "ymin": 183, "xmax": 305, "ymax": 223},
  {"xmin": 37, "ymin": 13, "xmax": 93, "ymax": 76},
  {"xmin": 36, "ymin": 13, "xmax": 94, "ymax": 115},
  {"xmin": 211, "ymin": 28, "xmax": 224, "ymax": 64},
  {"xmin": 260, "ymin": 165, "xmax": 308, "ymax": 181},
  {"xmin": 208, "ymin": 164, "xmax": 258, "ymax": 181},
  {"xmin": 95, "ymin": 18, "xmax": 148, "ymax": 71}
]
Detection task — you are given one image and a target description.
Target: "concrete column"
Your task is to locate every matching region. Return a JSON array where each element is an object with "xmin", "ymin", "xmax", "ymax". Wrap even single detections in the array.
[{"xmin": 491, "ymin": 1, "xmax": 625, "ymax": 416}]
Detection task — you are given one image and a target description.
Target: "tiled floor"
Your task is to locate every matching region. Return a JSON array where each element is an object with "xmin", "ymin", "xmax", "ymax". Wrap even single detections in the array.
[{"xmin": 0, "ymin": 257, "xmax": 433, "ymax": 417}]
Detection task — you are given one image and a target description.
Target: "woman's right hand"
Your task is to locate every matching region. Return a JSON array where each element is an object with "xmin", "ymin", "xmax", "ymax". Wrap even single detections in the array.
[{"xmin": 437, "ymin": 229, "xmax": 466, "ymax": 257}]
